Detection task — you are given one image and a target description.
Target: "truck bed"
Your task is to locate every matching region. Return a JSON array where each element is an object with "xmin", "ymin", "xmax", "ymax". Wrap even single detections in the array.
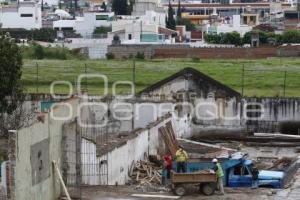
[{"xmin": 171, "ymin": 171, "xmax": 217, "ymax": 184}]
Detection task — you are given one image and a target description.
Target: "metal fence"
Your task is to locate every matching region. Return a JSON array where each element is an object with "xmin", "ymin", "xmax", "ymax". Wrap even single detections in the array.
[{"xmin": 21, "ymin": 61, "xmax": 300, "ymax": 97}]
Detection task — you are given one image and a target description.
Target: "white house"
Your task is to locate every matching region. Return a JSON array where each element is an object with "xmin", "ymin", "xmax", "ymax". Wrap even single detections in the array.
[
  {"xmin": 0, "ymin": 2, "xmax": 42, "ymax": 29},
  {"xmin": 206, "ymin": 15, "xmax": 252, "ymax": 36},
  {"xmin": 132, "ymin": 0, "xmax": 165, "ymax": 16},
  {"xmin": 110, "ymin": 11, "xmax": 175, "ymax": 44},
  {"xmin": 53, "ymin": 11, "xmax": 114, "ymax": 37}
]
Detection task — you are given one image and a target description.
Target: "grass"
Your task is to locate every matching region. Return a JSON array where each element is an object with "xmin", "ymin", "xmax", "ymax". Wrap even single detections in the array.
[{"xmin": 21, "ymin": 58, "xmax": 300, "ymax": 97}]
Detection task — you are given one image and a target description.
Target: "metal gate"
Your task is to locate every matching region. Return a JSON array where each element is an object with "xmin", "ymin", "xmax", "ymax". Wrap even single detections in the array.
[{"xmin": 62, "ymin": 104, "xmax": 109, "ymax": 199}]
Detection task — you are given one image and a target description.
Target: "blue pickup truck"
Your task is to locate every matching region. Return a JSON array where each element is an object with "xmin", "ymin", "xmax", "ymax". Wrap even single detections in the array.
[{"xmin": 167, "ymin": 153, "xmax": 299, "ymax": 189}]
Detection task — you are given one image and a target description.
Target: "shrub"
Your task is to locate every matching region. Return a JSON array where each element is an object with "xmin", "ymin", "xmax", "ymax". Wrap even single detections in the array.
[
  {"xmin": 282, "ymin": 30, "xmax": 300, "ymax": 43},
  {"xmin": 21, "ymin": 45, "xmax": 86, "ymax": 60},
  {"xmin": 33, "ymin": 44, "xmax": 45, "ymax": 59},
  {"xmin": 106, "ymin": 52, "xmax": 115, "ymax": 59},
  {"xmin": 0, "ymin": 28, "xmax": 57, "ymax": 42},
  {"xmin": 93, "ymin": 26, "xmax": 112, "ymax": 34},
  {"xmin": 135, "ymin": 52, "xmax": 145, "ymax": 59}
]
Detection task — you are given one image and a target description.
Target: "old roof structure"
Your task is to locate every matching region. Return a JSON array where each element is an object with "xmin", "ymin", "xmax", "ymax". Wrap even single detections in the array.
[{"xmin": 139, "ymin": 67, "xmax": 241, "ymax": 98}]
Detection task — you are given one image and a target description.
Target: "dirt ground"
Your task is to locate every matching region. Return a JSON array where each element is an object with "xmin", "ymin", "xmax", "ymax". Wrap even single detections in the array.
[{"xmin": 81, "ymin": 185, "xmax": 280, "ymax": 200}]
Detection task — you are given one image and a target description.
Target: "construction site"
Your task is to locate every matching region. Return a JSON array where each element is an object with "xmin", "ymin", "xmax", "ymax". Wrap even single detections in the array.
[{"xmin": 2, "ymin": 67, "xmax": 300, "ymax": 200}]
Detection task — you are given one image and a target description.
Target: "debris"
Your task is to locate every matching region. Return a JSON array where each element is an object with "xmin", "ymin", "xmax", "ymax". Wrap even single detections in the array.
[{"xmin": 129, "ymin": 160, "xmax": 168, "ymax": 192}]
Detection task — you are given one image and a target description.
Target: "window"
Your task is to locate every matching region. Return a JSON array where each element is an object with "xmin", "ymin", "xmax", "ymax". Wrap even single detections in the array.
[
  {"xmin": 128, "ymin": 34, "xmax": 132, "ymax": 40},
  {"xmin": 234, "ymin": 166, "xmax": 242, "ymax": 175},
  {"xmin": 20, "ymin": 13, "xmax": 33, "ymax": 17},
  {"xmin": 96, "ymin": 15, "xmax": 108, "ymax": 20}
]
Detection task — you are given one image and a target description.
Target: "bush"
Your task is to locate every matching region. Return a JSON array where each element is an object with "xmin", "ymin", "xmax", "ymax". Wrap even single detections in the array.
[
  {"xmin": 176, "ymin": 18, "xmax": 196, "ymax": 31},
  {"xmin": 33, "ymin": 44, "xmax": 45, "ymax": 59},
  {"xmin": 282, "ymin": 30, "xmax": 300, "ymax": 43},
  {"xmin": 21, "ymin": 45, "xmax": 86, "ymax": 60},
  {"xmin": 106, "ymin": 52, "xmax": 115, "ymax": 59},
  {"xmin": 205, "ymin": 32, "xmax": 242, "ymax": 46},
  {"xmin": 0, "ymin": 28, "xmax": 57, "ymax": 42},
  {"xmin": 93, "ymin": 26, "xmax": 112, "ymax": 34},
  {"xmin": 135, "ymin": 52, "xmax": 145, "ymax": 60}
]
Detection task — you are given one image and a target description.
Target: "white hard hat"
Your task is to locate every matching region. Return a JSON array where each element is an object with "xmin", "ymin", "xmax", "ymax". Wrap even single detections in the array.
[{"xmin": 212, "ymin": 158, "xmax": 218, "ymax": 163}]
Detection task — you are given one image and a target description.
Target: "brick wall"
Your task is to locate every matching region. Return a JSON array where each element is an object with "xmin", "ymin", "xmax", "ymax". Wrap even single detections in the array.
[
  {"xmin": 108, "ymin": 44, "xmax": 300, "ymax": 59},
  {"xmin": 154, "ymin": 47, "xmax": 279, "ymax": 59}
]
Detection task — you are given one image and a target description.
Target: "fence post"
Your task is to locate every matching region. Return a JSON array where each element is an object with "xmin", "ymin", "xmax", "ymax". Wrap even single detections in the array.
[
  {"xmin": 36, "ymin": 62, "xmax": 39, "ymax": 94},
  {"xmin": 241, "ymin": 64, "xmax": 245, "ymax": 97},
  {"xmin": 132, "ymin": 59, "xmax": 136, "ymax": 97},
  {"xmin": 283, "ymin": 70, "xmax": 287, "ymax": 97},
  {"xmin": 84, "ymin": 63, "xmax": 87, "ymax": 92}
]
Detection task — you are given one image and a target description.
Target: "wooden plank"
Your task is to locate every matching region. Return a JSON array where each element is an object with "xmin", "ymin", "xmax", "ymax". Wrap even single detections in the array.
[{"xmin": 52, "ymin": 161, "xmax": 72, "ymax": 200}]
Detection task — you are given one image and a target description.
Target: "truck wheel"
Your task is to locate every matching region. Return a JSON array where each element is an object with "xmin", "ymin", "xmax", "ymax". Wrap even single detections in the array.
[
  {"xmin": 174, "ymin": 185, "xmax": 186, "ymax": 196},
  {"xmin": 201, "ymin": 183, "xmax": 216, "ymax": 196}
]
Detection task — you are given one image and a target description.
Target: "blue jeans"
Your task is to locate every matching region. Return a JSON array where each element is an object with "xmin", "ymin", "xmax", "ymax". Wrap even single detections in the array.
[
  {"xmin": 252, "ymin": 180, "xmax": 258, "ymax": 188},
  {"xmin": 176, "ymin": 162, "xmax": 186, "ymax": 173}
]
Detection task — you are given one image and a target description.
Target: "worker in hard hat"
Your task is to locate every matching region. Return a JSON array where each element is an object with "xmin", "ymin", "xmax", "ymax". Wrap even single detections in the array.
[
  {"xmin": 212, "ymin": 158, "xmax": 225, "ymax": 195},
  {"xmin": 175, "ymin": 146, "xmax": 188, "ymax": 173}
]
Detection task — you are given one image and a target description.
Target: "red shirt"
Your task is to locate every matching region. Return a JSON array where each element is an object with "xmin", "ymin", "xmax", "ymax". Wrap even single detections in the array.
[{"xmin": 164, "ymin": 155, "xmax": 172, "ymax": 170}]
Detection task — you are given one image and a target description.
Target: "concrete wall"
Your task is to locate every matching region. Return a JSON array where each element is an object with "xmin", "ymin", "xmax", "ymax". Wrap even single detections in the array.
[
  {"xmin": 9, "ymin": 98, "xmax": 79, "ymax": 200},
  {"xmin": 190, "ymin": 97, "xmax": 300, "ymax": 135},
  {"xmin": 81, "ymin": 113, "xmax": 190, "ymax": 185}
]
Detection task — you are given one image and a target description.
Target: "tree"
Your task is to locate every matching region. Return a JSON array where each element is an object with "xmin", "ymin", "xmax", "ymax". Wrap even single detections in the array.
[
  {"xmin": 112, "ymin": 0, "xmax": 128, "ymax": 15},
  {"xmin": 0, "ymin": 33, "xmax": 26, "ymax": 136},
  {"xmin": 282, "ymin": 30, "xmax": 300, "ymax": 43},
  {"xmin": 166, "ymin": 0, "xmax": 176, "ymax": 30},
  {"xmin": 223, "ymin": 32, "xmax": 242, "ymax": 46},
  {"xmin": 101, "ymin": 2, "xmax": 107, "ymax": 11},
  {"xmin": 177, "ymin": 0, "xmax": 182, "ymax": 18},
  {"xmin": 177, "ymin": 18, "xmax": 196, "ymax": 31}
]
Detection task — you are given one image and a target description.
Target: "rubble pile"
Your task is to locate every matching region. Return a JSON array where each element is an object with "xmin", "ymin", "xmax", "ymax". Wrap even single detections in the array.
[{"xmin": 129, "ymin": 160, "xmax": 169, "ymax": 192}]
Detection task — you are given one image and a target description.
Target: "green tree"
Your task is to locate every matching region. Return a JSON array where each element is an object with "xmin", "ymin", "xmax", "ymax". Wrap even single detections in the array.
[
  {"xmin": 166, "ymin": 0, "xmax": 176, "ymax": 30},
  {"xmin": 177, "ymin": 18, "xmax": 196, "ymax": 31},
  {"xmin": 101, "ymin": 2, "xmax": 107, "ymax": 11},
  {"xmin": 223, "ymin": 32, "xmax": 242, "ymax": 46},
  {"xmin": 112, "ymin": 0, "xmax": 128, "ymax": 15},
  {"xmin": 282, "ymin": 30, "xmax": 300, "ymax": 43},
  {"xmin": 177, "ymin": 0, "xmax": 182, "ymax": 18},
  {"xmin": 0, "ymin": 34, "xmax": 23, "ymax": 115}
]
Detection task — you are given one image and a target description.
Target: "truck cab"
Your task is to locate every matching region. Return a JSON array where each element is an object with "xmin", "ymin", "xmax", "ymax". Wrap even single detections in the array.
[{"xmin": 227, "ymin": 159, "xmax": 284, "ymax": 188}]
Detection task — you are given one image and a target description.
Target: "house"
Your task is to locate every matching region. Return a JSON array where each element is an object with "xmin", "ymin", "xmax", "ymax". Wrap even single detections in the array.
[
  {"xmin": 0, "ymin": 1, "xmax": 42, "ymax": 29},
  {"xmin": 132, "ymin": 0, "xmax": 165, "ymax": 16},
  {"xmin": 53, "ymin": 11, "xmax": 114, "ymax": 37},
  {"xmin": 206, "ymin": 15, "xmax": 253, "ymax": 36},
  {"xmin": 110, "ymin": 11, "xmax": 176, "ymax": 44},
  {"xmin": 139, "ymin": 67, "xmax": 240, "ymax": 101}
]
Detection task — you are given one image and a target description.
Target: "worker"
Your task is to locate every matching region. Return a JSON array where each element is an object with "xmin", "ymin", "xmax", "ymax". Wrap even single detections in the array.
[
  {"xmin": 251, "ymin": 166, "xmax": 259, "ymax": 189},
  {"xmin": 162, "ymin": 154, "xmax": 173, "ymax": 184},
  {"xmin": 212, "ymin": 158, "xmax": 225, "ymax": 195},
  {"xmin": 175, "ymin": 146, "xmax": 188, "ymax": 173}
]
